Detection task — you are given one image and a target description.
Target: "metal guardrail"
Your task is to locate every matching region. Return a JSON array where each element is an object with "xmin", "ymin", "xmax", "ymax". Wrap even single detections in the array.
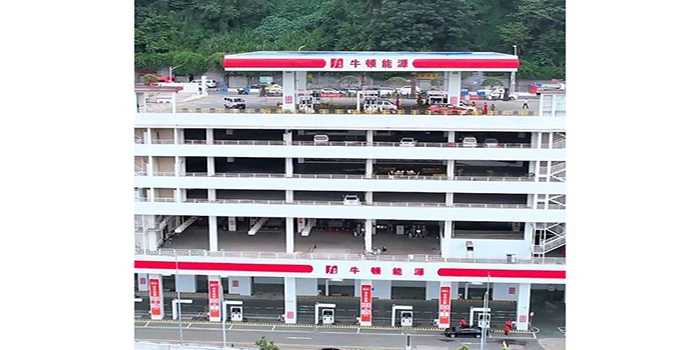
[
  {"xmin": 135, "ymin": 197, "xmax": 552, "ymax": 209},
  {"xmin": 140, "ymin": 139, "xmax": 540, "ymax": 149},
  {"xmin": 134, "ymin": 171, "xmax": 535, "ymax": 182},
  {"xmin": 135, "ymin": 248, "xmax": 566, "ymax": 265},
  {"xmin": 147, "ymin": 108, "xmax": 540, "ymax": 116}
]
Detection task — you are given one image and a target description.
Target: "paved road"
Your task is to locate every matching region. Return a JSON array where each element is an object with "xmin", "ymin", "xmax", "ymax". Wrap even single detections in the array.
[
  {"xmin": 135, "ymin": 321, "xmax": 545, "ymax": 350},
  {"xmin": 177, "ymin": 93, "xmax": 540, "ymax": 111}
]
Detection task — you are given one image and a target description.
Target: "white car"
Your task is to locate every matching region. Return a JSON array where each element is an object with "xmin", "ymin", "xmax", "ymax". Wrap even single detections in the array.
[
  {"xmin": 379, "ymin": 87, "xmax": 396, "ymax": 96},
  {"xmin": 192, "ymin": 79, "xmax": 217, "ymax": 88},
  {"xmin": 343, "ymin": 194, "xmax": 361, "ymax": 205},
  {"xmin": 398, "ymin": 85, "xmax": 421, "ymax": 96},
  {"xmin": 320, "ymin": 88, "xmax": 344, "ymax": 95},
  {"xmin": 462, "ymin": 136, "xmax": 478, "ymax": 148},
  {"xmin": 313, "ymin": 134, "xmax": 329, "ymax": 145},
  {"xmin": 484, "ymin": 138, "xmax": 500, "ymax": 148},
  {"xmin": 399, "ymin": 137, "xmax": 417, "ymax": 147}
]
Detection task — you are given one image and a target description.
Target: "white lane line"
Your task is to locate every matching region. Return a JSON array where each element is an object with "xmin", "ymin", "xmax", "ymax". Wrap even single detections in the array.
[
  {"xmin": 186, "ymin": 324, "xmax": 192, "ymax": 328},
  {"xmin": 532, "ymin": 332, "xmax": 537, "ymax": 339},
  {"xmin": 144, "ymin": 322, "xmax": 150, "ymax": 327},
  {"xmin": 228, "ymin": 325, "xmax": 233, "ymax": 330},
  {"xmin": 138, "ymin": 325, "xmax": 435, "ymax": 337},
  {"xmin": 356, "ymin": 328, "xmax": 361, "ymax": 334},
  {"xmin": 271, "ymin": 326, "xmax": 276, "ymax": 331},
  {"xmin": 286, "ymin": 337, "xmax": 312, "ymax": 340}
]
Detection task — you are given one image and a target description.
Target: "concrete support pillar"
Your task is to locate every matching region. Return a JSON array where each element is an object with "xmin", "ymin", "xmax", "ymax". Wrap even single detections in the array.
[
  {"xmin": 366, "ymin": 130, "xmax": 374, "ymax": 145},
  {"xmin": 207, "ymin": 157, "xmax": 215, "ymax": 176},
  {"xmin": 359, "ymin": 279, "xmax": 373, "ymax": 326},
  {"xmin": 208, "ymin": 276, "xmax": 222, "ymax": 322},
  {"xmin": 296, "ymin": 278, "xmax": 319, "ymax": 296},
  {"xmin": 148, "ymin": 274, "xmax": 164, "ymax": 320},
  {"xmin": 174, "ymin": 156, "xmax": 181, "ymax": 176},
  {"xmin": 437, "ymin": 280, "xmax": 452, "ymax": 329},
  {"xmin": 283, "ymin": 277, "xmax": 297, "ymax": 324},
  {"xmin": 171, "ymin": 92, "xmax": 177, "ymax": 113},
  {"xmin": 445, "ymin": 193, "xmax": 454, "ymax": 206},
  {"xmin": 227, "ymin": 277, "xmax": 252, "ymax": 296},
  {"xmin": 145, "ymin": 128, "xmax": 152, "ymax": 144},
  {"xmin": 365, "ymin": 191, "xmax": 373, "ymax": 204},
  {"xmin": 462, "ymin": 282, "xmax": 470, "ymax": 300},
  {"xmin": 173, "ymin": 128, "xmax": 180, "ymax": 145},
  {"xmin": 282, "ymin": 71, "xmax": 296, "ymax": 112},
  {"xmin": 147, "ymin": 156, "xmax": 154, "ymax": 176},
  {"xmin": 516, "ymin": 283, "xmax": 531, "ymax": 331},
  {"xmin": 146, "ymin": 231, "xmax": 158, "ymax": 251},
  {"xmin": 447, "ymin": 71, "xmax": 461, "ymax": 105},
  {"xmin": 447, "ymin": 131, "xmax": 456, "ymax": 143},
  {"xmin": 524, "ymin": 223, "xmax": 534, "ymax": 248},
  {"xmin": 365, "ymin": 159, "xmax": 373, "ymax": 177},
  {"xmin": 296, "ymin": 71, "xmax": 307, "ymax": 90},
  {"xmin": 425, "ymin": 281, "xmax": 439, "ymax": 300},
  {"xmin": 285, "ymin": 190, "xmax": 293, "ymax": 203},
  {"xmin": 283, "ymin": 131, "xmax": 293, "ymax": 145},
  {"xmin": 364, "ymin": 219, "xmax": 373, "ymax": 252},
  {"xmin": 285, "ymin": 158, "xmax": 293, "ymax": 177},
  {"xmin": 447, "ymin": 160, "xmax": 455, "ymax": 179},
  {"xmin": 208, "ymin": 189, "xmax": 216, "ymax": 201},
  {"xmin": 285, "ymin": 217, "xmax": 294, "ymax": 253},
  {"xmin": 208, "ymin": 216, "xmax": 218, "ymax": 251},
  {"xmin": 175, "ymin": 275, "xmax": 197, "ymax": 293},
  {"xmin": 206, "ymin": 128, "xmax": 214, "ymax": 145}
]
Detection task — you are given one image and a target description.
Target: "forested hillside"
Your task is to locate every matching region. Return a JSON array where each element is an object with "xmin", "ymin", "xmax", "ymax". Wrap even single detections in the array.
[{"xmin": 135, "ymin": 0, "xmax": 565, "ymax": 79}]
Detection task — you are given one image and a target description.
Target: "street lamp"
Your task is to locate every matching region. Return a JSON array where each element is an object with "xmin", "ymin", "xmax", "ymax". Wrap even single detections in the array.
[
  {"xmin": 510, "ymin": 45, "xmax": 518, "ymax": 95},
  {"xmin": 175, "ymin": 253, "xmax": 184, "ymax": 345},
  {"xmin": 169, "ymin": 64, "xmax": 184, "ymax": 82},
  {"xmin": 479, "ymin": 274, "xmax": 491, "ymax": 350},
  {"xmin": 297, "ymin": 46, "xmax": 306, "ymax": 52}
]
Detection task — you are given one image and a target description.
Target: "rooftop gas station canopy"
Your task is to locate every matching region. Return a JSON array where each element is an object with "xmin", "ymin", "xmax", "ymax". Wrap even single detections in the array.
[{"xmin": 223, "ymin": 51, "xmax": 519, "ymax": 72}]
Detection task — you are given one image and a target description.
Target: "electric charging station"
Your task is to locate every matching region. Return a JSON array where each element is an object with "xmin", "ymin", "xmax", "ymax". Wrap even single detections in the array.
[
  {"xmin": 469, "ymin": 307, "xmax": 491, "ymax": 329},
  {"xmin": 314, "ymin": 303, "xmax": 336, "ymax": 325},
  {"xmin": 223, "ymin": 300, "xmax": 244, "ymax": 322},
  {"xmin": 172, "ymin": 299, "xmax": 193, "ymax": 320},
  {"xmin": 391, "ymin": 305, "xmax": 414, "ymax": 327}
]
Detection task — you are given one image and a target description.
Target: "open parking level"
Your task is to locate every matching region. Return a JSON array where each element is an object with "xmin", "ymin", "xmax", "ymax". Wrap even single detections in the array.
[{"xmin": 163, "ymin": 108, "xmax": 539, "ymax": 116}]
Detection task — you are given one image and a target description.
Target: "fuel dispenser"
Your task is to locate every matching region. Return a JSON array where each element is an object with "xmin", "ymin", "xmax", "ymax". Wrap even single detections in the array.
[
  {"xmin": 314, "ymin": 303, "xmax": 336, "ymax": 325},
  {"xmin": 469, "ymin": 307, "xmax": 491, "ymax": 329},
  {"xmin": 223, "ymin": 300, "xmax": 244, "ymax": 322},
  {"xmin": 391, "ymin": 305, "xmax": 414, "ymax": 327}
]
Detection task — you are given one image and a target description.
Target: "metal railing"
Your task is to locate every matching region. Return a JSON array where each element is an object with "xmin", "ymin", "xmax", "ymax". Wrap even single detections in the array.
[
  {"xmin": 149, "ymin": 107, "xmax": 542, "ymax": 117},
  {"xmin": 140, "ymin": 139, "xmax": 537, "ymax": 149},
  {"xmin": 135, "ymin": 248, "xmax": 566, "ymax": 265},
  {"xmin": 138, "ymin": 197, "xmax": 553, "ymax": 209},
  {"xmin": 134, "ymin": 171, "xmax": 535, "ymax": 182}
]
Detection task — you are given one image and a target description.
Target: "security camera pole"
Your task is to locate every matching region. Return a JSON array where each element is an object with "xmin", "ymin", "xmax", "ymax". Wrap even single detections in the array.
[{"xmin": 480, "ymin": 273, "xmax": 491, "ymax": 350}]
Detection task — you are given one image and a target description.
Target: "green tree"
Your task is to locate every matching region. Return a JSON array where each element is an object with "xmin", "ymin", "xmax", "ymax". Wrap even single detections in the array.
[
  {"xmin": 141, "ymin": 74, "xmax": 159, "ymax": 84},
  {"xmin": 171, "ymin": 51, "xmax": 208, "ymax": 75},
  {"xmin": 255, "ymin": 336, "xmax": 280, "ymax": 350}
]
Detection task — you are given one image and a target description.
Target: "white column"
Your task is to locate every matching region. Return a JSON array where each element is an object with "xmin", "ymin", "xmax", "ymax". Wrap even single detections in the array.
[
  {"xmin": 208, "ymin": 188, "xmax": 216, "ymax": 201},
  {"xmin": 208, "ymin": 216, "xmax": 218, "ymax": 251},
  {"xmin": 365, "ymin": 159, "xmax": 373, "ymax": 177},
  {"xmin": 371, "ymin": 280, "xmax": 392, "ymax": 300},
  {"xmin": 173, "ymin": 128, "xmax": 180, "ymax": 144},
  {"xmin": 445, "ymin": 193, "xmax": 454, "ymax": 206},
  {"xmin": 228, "ymin": 217, "xmax": 237, "ymax": 232},
  {"xmin": 296, "ymin": 278, "xmax": 319, "ymax": 296},
  {"xmin": 442, "ymin": 221, "xmax": 453, "ymax": 258},
  {"xmin": 295, "ymin": 71, "xmax": 306, "ymax": 91},
  {"xmin": 366, "ymin": 130, "xmax": 373, "ymax": 145},
  {"xmin": 425, "ymin": 281, "xmax": 439, "ymax": 300},
  {"xmin": 359, "ymin": 280, "xmax": 373, "ymax": 326},
  {"xmin": 447, "ymin": 131, "xmax": 456, "ymax": 143},
  {"xmin": 285, "ymin": 158, "xmax": 293, "ymax": 177},
  {"xmin": 285, "ymin": 190, "xmax": 293, "ymax": 203},
  {"xmin": 524, "ymin": 223, "xmax": 534, "ymax": 249},
  {"xmin": 148, "ymin": 274, "xmax": 164, "ymax": 320},
  {"xmin": 175, "ymin": 275, "xmax": 197, "ymax": 293},
  {"xmin": 285, "ymin": 217, "xmax": 294, "ymax": 253},
  {"xmin": 516, "ymin": 283, "xmax": 531, "ymax": 331},
  {"xmin": 463, "ymin": 282, "xmax": 469, "ymax": 300},
  {"xmin": 145, "ymin": 128, "xmax": 152, "ymax": 144},
  {"xmin": 171, "ymin": 92, "xmax": 177, "ymax": 113},
  {"xmin": 365, "ymin": 192, "xmax": 373, "ymax": 204},
  {"xmin": 283, "ymin": 277, "xmax": 297, "ymax": 324},
  {"xmin": 447, "ymin": 161, "xmax": 455, "ymax": 179},
  {"xmin": 146, "ymin": 231, "xmax": 158, "ymax": 250},
  {"xmin": 364, "ymin": 219, "xmax": 373, "ymax": 252},
  {"xmin": 282, "ymin": 71, "xmax": 296, "ymax": 112},
  {"xmin": 227, "ymin": 277, "xmax": 252, "ymax": 296},
  {"xmin": 147, "ymin": 156, "xmax": 154, "ymax": 176},
  {"xmin": 208, "ymin": 276, "xmax": 222, "ymax": 322},
  {"xmin": 177, "ymin": 129, "xmax": 185, "ymax": 145},
  {"xmin": 437, "ymin": 280, "xmax": 452, "ymax": 328},
  {"xmin": 174, "ymin": 156, "xmax": 181, "ymax": 176},
  {"xmin": 207, "ymin": 157, "xmax": 215, "ymax": 176},
  {"xmin": 447, "ymin": 71, "xmax": 461, "ymax": 106},
  {"xmin": 206, "ymin": 128, "xmax": 214, "ymax": 145}
]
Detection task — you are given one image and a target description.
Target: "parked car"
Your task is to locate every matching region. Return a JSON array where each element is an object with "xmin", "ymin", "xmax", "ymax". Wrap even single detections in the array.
[
  {"xmin": 223, "ymin": 97, "xmax": 246, "ymax": 109},
  {"xmin": 462, "ymin": 136, "xmax": 478, "ymax": 148},
  {"xmin": 428, "ymin": 104, "xmax": 468, "ymax": 115},
  {"xmin": 484, "ymin": 138, "xmax": 500, "ymax": 148},
  {"xmin": 192, "ymin": 79, "xmax": 217, "ymax": 88},
  {"xmin": 266, "ymin": 84, "xmax": 283, "ymax": 96},
  {"xmin": 399, "ymin": 137, "xmax": 417, "ymax": 147},
  {"xmin": 443, "ymin": 326, "xmax": 487, "ymax": 338},
  {"xmin": 378, "ymin": 87, "xmax": 397, "ymax": 96},
  {"xmin": 343, "ymin": 194, "xmax": 361, "ymax": 205},
  {"xmin": 320, "ymin": 88, "xmax": 345, "ymax": 96},
  {"xmin": 313, "ymin": 134, "xmax": 330, "ymax": 145},
  {"xmin": 398, "ymin": 85, "xmax": 422, "ymax": 96}
]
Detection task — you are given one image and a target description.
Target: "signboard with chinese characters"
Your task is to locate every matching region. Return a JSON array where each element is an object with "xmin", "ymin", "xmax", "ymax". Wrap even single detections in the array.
[
  {"xmin": 149, "ymin": 278, "xmax": 162, "ymax": 317},
  {"xmin": 360, "ymin": 284, "xmax": 372, "ymax": 324},
  {"xmin": 438, "ymin": 286, "xmax": 451, "ymax": 326},
  {"xmin": 208, "ymin": 280, "xmax": 221, "ymax": 320}
]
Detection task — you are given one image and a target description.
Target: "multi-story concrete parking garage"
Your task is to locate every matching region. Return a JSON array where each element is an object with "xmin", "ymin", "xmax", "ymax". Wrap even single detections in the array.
[{"xmin": 134, "ymin": 51, "xmax": 566, "ymax": 332}]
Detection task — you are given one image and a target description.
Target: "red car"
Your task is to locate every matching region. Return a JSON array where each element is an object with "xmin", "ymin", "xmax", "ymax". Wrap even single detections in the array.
[{"xmin": 427, "ymin": 104, "xmax": 468, "ymax": 115}]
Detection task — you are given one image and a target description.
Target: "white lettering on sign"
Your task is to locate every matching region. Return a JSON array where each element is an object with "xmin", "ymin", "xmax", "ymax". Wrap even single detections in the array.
[{"xmin": 328, "ymin": 57, "xmax": 411, "ymax": 70}]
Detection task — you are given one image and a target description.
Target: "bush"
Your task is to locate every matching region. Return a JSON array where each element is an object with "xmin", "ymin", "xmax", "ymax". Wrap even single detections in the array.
[
  {"xmin": 141, "ymin": 74, "xmax": 159, "ymax": 84},
  {"xmin": 481, "ymin": 77, "xmax": 503, "ymax": 87},
  {"xmin": 255, "ymin": 336, "xmax": 280, "ymax": 350}
]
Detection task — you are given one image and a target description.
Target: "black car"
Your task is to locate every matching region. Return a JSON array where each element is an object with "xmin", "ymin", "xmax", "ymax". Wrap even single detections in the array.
[{"xmin": 443, "ymin": 326, "xmax": 487, "ymax": 338}]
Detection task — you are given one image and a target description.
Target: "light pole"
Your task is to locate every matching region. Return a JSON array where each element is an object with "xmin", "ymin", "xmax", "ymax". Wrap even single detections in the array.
[
  {"xmin": 169, "ymin": 64, "xmax": 184, "ymax": 82},
  {"xmin": 510, "ymin": 45, "xmax": 518, "ymax": 95},
  {"xmin": 297, "ymin": 46, "xmax": 306, "ymax": 52},
  {"xmin": 175, "ymin": 253, "xmax": 184, "ymax": 345},
  {"xmin": 479, "ymin": 274, "xmax": 491, "ymax": 350},
  {"xmin": 221, "ymin": 290, "xmax": 227, "ymax": 347}
]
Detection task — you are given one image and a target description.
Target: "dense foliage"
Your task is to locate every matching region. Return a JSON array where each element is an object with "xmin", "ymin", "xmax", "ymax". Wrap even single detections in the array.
[{"xmin": 134, "ymin": 0, "xmax": 565, "ymax": 79}]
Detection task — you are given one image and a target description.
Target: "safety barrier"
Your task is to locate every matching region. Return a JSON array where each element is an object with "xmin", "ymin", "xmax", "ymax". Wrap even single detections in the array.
[
  {"xmin": 135, "ymin": 248, "xmax": 566, "ymax": 265},
  {"xmin": 138, "ymin": 139, "xmax": 543, "ymax": 149},
  {"xmin": 168, "ymin": 107, "xmax": 538, "ymax": 116},
  {"xmin": 136, "ymin": 172, "xmax": 535, "ymax": 183}
]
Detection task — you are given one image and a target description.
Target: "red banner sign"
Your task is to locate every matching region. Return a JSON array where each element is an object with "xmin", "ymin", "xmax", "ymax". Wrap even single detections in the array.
[
  {"xmin": 438, "ymin": 286, "xmax": 451, "ymax": 326},
  {"xmin": 209, "ymin": 280, "xmax": 221, "ymax": 319},
  {"xmin": 149, "ymin": 278, "xmax": 162, "ymax": 317},
  {"xmin": 360, "ymin": 284, "xmax": 372, "ymax": 323}
]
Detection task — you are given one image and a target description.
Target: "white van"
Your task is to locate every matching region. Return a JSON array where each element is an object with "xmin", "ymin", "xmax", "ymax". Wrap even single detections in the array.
[
  {"xmin": 192, "ymin": 79, "xmax": 217, "ymax": 88},
  {"xmin": 343, "ymin": 194, "xmax": 361, "ymax": 205},
  {"xmin": 313, "ymin": 134, "xmax": 329, "ymax": 145},
  {"xmin": 223, "ymin": 97, "xmax": 246, "ymax": 109},
  {"xmin": 462, "ymin": 136, "xmax": 478, "ymax": 148}
]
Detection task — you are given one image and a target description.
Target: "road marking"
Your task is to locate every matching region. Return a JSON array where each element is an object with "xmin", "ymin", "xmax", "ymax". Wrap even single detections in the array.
[
  {"xmin": 286, "ymin": 337, "xmax": 312, "ymax": 340},
  {"xmin": 186, "ymin": 323, "xmax": 192, "ymax": 328},
  {"xmin": 271, "ymin": 326, "xmax": 276, "ymax": 331},
  {"xmin": 532, "ymin": 332, "xmax": 537, "ymax": 339},
  {"xmin": 265, "ymin": 307, "xmax": 274, "ymax": 310},
  {"xmin": 144, "ymin": 322, "xmax": 150, "ymax": 327},
  {"xmin": 138, "ymin": 325, "xmax": 435, "ymax": 337},
  {"xmin": 228, "ymin": 325, "xmax": 233, "ymax": 330},
  {"xmin": 356, "ymin": 327, "xmax": 361, "ymax": 334},
  {"xmin": 557, "ymin": 327, "xmax": 566, "ymax": 334},
  {"xmin": 136, "ymin": 338, "xmax": 407, "ymax": 349}
]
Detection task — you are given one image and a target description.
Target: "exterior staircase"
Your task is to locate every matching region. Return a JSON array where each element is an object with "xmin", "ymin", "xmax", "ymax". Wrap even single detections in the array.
[{"xmin": 533, "ymin": 223, "xmax": 566, "ymax": 255}]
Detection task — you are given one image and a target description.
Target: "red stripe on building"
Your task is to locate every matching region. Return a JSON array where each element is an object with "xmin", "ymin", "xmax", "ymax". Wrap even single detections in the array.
[
  {"xmin": 135, "ymin": 260, "xmax": 314, "ymax": 273},
  {"xmin": 412, "ymin": 59, "xmax": 519, "ymax": 69},
  {"xmin": 223, "ymin": 58, "xmax": 327, "ymax": 69},
  {"xmin": 437, "ymin": 268, "xmax": 564, "ymax": 279}
]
